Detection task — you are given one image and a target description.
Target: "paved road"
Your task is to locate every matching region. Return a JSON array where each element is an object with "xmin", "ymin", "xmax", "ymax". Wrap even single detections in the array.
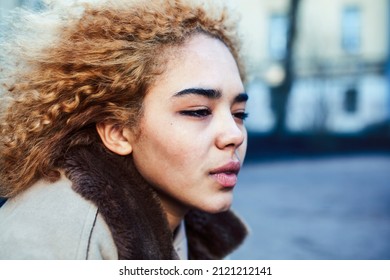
[{"xmin": 229, "ymin": 153, "xmax": 390, "ymax": 260}]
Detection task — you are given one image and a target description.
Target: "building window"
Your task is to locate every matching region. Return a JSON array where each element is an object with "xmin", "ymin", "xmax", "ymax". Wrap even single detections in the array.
[
  {"xmin": 343, "ymin": 87, "xmax": 358, "ymax": 113},
  {"xmin": 342, "ymin": 6, "xmax": 361, "ymax": 54},
  {"xmin": 269, "ymin": 14, "xmax": 288, "ymax": 60}
]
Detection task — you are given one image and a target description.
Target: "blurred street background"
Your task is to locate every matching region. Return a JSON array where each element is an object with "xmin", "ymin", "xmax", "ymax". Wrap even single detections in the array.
[
  {"xmin": 1, "ymin": 0, "xmax": 390, "ymax": 259},
  {"xmin": 231, "ymin": 154, "xmax": 390, "ymax": 259}
]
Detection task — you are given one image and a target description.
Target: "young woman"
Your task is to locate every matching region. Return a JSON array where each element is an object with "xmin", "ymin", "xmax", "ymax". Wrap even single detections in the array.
[{"xmin": 0, "ymin": 0, "xmax": 248, "ymax": 259}]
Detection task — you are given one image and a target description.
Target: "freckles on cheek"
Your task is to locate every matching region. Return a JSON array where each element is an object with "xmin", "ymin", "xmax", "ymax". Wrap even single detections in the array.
[
  {"xmin": 164, "ymin": 142, "xmax": 192, "ymax": 162},
  {"xmin": 165, "ymin": 141, "xmax": 198, "ymax": 171},
  {"xmin": 147, "ymin": 117, "xmax": 201, "ymax": 166}
]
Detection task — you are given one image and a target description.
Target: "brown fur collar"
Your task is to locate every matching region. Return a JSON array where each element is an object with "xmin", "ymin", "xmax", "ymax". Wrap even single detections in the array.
[{"xmin": 62, "ymin": 143, "xmax": 247, "ymax": 259}]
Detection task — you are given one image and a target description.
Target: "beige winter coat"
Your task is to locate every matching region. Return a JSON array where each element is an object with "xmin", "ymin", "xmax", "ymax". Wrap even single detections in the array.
[{"xmin": 0, "ymin": 175, "xmax": 118, "ymax": 259}]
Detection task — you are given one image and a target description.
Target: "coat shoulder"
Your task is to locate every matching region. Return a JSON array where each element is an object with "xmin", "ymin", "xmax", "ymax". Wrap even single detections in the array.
[{"xmin": 0, "ymin": 174, "xmax": 117, "ymax": 259}]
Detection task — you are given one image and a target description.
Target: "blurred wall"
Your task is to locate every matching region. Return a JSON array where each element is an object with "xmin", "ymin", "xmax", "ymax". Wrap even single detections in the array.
[
  {"xmin": 237, "ymin": 0, "xmax": 388, "ymax": 76},
  {"xmin": 236, "ymin": 0, "xmax": 390, "ymax": 134}
]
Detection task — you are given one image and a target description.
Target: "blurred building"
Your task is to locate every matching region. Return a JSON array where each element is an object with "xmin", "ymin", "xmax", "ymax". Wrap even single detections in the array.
[{"xmin": 237, "ymin": 0, "xmax": 390, "ymax": 135}]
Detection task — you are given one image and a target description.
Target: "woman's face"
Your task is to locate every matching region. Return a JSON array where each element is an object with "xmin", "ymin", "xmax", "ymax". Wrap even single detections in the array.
[{"xmin": 130, "ymin": 33, "xmax": 247, "ymax": 215}]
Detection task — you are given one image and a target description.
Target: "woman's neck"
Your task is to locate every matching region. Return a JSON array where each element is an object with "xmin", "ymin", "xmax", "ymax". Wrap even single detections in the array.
[{"xmin": 158, "ymin": 194, "xmax": 189, "ymax": 232}]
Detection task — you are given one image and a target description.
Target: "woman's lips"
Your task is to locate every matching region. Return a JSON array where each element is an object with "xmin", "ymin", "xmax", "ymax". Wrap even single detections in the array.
[
  {"xmin": 211, "ymin": 173, "xmax": 238, "ymax": 187},
  {"xmin": 209, "ymin": 161, "xmax": 241, "ymax": 188}
]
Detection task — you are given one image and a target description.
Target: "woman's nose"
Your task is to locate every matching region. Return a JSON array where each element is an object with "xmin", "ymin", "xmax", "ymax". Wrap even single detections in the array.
[{"xmin": 215, "ymin": 114, "xmax": 246, "ymax": 150}]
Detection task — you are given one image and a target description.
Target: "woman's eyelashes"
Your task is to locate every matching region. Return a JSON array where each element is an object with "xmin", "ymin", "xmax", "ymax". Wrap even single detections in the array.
[
  {"xmin": 179, "ymin": 108, "xmax": 248, "ymax": 121},
  {"xmin": 180, "ymin": 108, "xmax": 211, "ymax": 118},
  {"xmin": 234, "ymin": 112, "xmax": 249, "ymax": 121}
]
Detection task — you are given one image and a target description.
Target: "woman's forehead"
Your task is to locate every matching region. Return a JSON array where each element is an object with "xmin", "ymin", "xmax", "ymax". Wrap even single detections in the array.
[
  {"xmin": 159, "ymin": 34, "xmax": 239, "ymax": 79},
  {"xmin": 145, "ymin": 34, "xmax": 244, "ymax": 103}
]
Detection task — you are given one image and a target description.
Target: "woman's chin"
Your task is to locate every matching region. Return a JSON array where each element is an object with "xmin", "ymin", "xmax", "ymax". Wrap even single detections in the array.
[{"xmin": 196, "ymin": 196, "xmax": 233, "ymax": 214}]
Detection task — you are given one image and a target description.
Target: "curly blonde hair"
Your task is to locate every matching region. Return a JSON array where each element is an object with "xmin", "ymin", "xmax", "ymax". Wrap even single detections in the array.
[{"xmin": 0, "ymin": 0, "xmax": 244, "ymax": 197}]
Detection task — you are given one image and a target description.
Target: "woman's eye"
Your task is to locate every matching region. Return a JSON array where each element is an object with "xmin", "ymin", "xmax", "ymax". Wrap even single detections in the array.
[
  {"xmin": 180, "ymin": 109, "xmax": 211, "ymax": 118},
  {"xmin": 234, "ymin": 112, "xmax": 249, "ymax": 121}
]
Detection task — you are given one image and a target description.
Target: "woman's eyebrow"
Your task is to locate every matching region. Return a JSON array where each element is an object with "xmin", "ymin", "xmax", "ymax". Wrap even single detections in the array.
[
  {"xmin": 173, "ymin": 88, "xmax": 248, "ymax": 103},
  {"xmin": 234, "ymin": 93, "xmax": 248, "ymax": 103},
  {"xmin": 173, "ymin": 88, "xmax": 221, "ymax": 99}
]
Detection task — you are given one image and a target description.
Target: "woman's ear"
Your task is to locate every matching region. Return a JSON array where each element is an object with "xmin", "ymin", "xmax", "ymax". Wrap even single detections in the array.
[{"xmin": 96, "ymin": 122, "xmax": 133, "ymax": 155}]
